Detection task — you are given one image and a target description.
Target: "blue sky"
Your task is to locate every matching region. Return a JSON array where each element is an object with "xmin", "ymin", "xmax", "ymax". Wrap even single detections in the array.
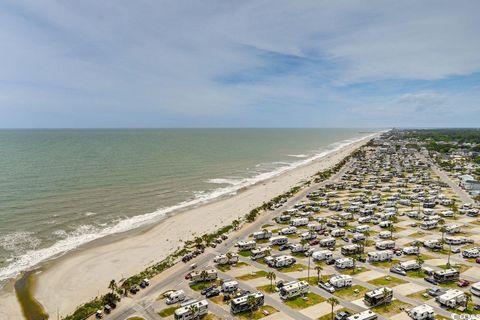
[{"xmin": 1, "ymin": 0, "xmax": 479, "ymax": 128}]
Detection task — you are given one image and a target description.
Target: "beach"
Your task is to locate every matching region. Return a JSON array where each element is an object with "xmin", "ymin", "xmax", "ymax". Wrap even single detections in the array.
[{"xmin": 0, "ymin": 132, "xmax": 378, "ymax": 319}]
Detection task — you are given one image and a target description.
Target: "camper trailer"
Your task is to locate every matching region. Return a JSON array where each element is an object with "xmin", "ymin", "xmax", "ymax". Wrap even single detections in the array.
[
  {"xmin": 378, "ymin": 231, "xmax": 392, "ymax": 239},
  {"xmin": 308, "ymin": 223, "xmax": 325, "ymax": 232},
  {"xmin": 420, "ymin": 220, "xmax": 437, "ymax": 230},
  {"xmin": 352, "ymin": 234, "xmax": 366, "ymax": 243},
  {"xmin": 432, "ymin": 269, "xmax": 460, "ymax": 283},
  {"xmin": 312, "ymin": 250, "xmax": 333, "ymax": 262},
  {"xmin": 407, "ymin": 304, "xmax": 435, "ymax": 320},
  {"xmin": 279, "ymin": 280, "xmax": 309, "ymax": 300},
  {"xmin": 236, "ymin": 240, "xmax": 256, "ymax": 251},
  {"xmin": 346, "ymin": 310, "xmax": 378, "ymax": 320},
  {"xmin": 290, "ymin": 243, "xmax": 310, "ymax": 253},
  {"xmin": 399, "ymin": 260, "xmax": 421, "ymax": 271},
  {"xmin": 300, "ymin": 231, "xmax": 317, "ymax": 241},
  {"xmin": 341, "ymin": 244, "xmax": 364, "ymax": 256},
  {"xmin": 267, "ymin": 255, "xmax": 296, "ymax": 268},
  {"xmin": 423, "ymin": 240, "xmax": 442, "ymax": 251},
  {"xmin": 355, "ymin": 225, "xmax": 370, "ymax": 233},
  {"xmin": 435, "ymin": 289, "xmax": 466, "ymax": 308},
  {"xmin": 291, "ymin": 218, "xmax": 309, "ymax": 227},
  {"xmin": 470, "ymin": 281, "xmax": 480, "ymax": 297},
  {"xmin": 276, "ymin": 215, "xmax": 291, "ymax": 223},
  {"xmin": 329, "ymin": 275, "xmax": 353, "ymax": 288},
  {"xmin": 253, "ymin": 230, "xmax": 273, "ymax": 240},
  {"xmin": 187, "ymin": 269, "xmax": 218, "ymax": 283},
  {"xmin": 230, "ymin": 292, "xmax": 264, "ymax": 314},
  {"xmin": 375, "ymin": 240, "xmax": 395, "ymax": 250},
  {"xmin": 280, "ymin": 226, "xmax": 297, "ymax": 235},
  {"xmin": 335, "ymin": 257, "xmax": 354, "ymax": 269},
  {"xmin": 221, "ymin": 280, "xmax": 239, "ymax": 293},
  {"xmin": 174, "ymin": 300, "xmax": 208, "ymax": 320},
  {"xmin": 269, "ymin": 236, "xmax": 288, "ymax": 246},
  {"xmin": 368, "ymin": 250, "xmax": 393, "ymax": 262},
  {"xmin": 213, "ymin": 253, "xmax": 239, "ymax": 265},
  {"xmin": 445, "ymin": 224, "xmax": 461, "ymax": 234},
  {"xmin": 251, "ymin": 247, "xmax": 271, "ymax": 260},
  {"xmin": 462, "ymin": 247, "xmax": 480, "ymax": 258},
  {"xmin": 363, "ymin": 287, "xmax": 393, "ymax": 307},
  {"xmin": 330, "ymin": 228, "xmax": 346, "ymax": 237},
  {"xmin": 319, "ymin": 237, "xmax": 336, "ymax": 247},
  {"xmin": 166, "ymin": 290, "xmax": 186, "ymax": 305},
  {"xmin": 379, "ymin": 221, "xmax": 392, "ymax": 228},
  {"xmin": 445, "ymin": 236, "xmax": 471, "ymax": 245}
]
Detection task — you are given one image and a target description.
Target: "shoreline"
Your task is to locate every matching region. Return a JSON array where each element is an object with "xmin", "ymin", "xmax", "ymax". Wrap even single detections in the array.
[{"xmin": 0, "ymin": 131, "xmax": 381, "ymax": 319}]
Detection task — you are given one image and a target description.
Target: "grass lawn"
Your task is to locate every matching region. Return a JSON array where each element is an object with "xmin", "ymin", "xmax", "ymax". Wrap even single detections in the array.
[
  {"xmin": 127, "ymin": 317, "xmax": 145, "ymax": 320},
  {"xmin": 450, "ymin": 302, "xmax": 480, "ymax": 315},
  {"xmin": 204, "ymin": 313, "xmax": 223, "ymax": 320},
  {"xmin": 318, "ymin": 308, "xmax": 353, "ymax": 320},
  {"xmin": 406, "ymin": 269, "xmax": 426, "ymax": 278},
  {"xmin": 409, "ymin": 231, "xmax": 427, "ymax": 238},
  {"xmin": 369, "ymin": 259, "xmax": 400, "ymax": 268},
  {"xmin": 439, "ymin": 263, "xmax": 470, "ymax": 273},
  {"xmin": 208, "ymin": 295, "xmax": 226, "ymax": 305},
  {"xmin": 217, "ymin": 261, "xmax": 249, "ymax": 272},
  {"xmin": 299, "ymin": 275, "xmax": 331, "ymax": 286},
  {"xmin": 337, "ymin": 266, "xmax": 368, "ymax": 275},
  {"xmin": 438, "ymin": 281, "xmax": 460, "ymax": 289},
  {"xmin": 236, "ymin": 305, "xmax": 278, "ymax": 320},
  {"xmin": 368, "ymin": 276, "xmax": 407, "ymax": 288},
  {"xmin": 407, "ymin": 290, "xmax": 431, "ymax": 301},
  {"xmin": 238, "ymin": 250, "xmax": 252, "ymax": 257},
  {"xmin": 189, "ymin": 280, "xmax": 220, "ymax": 291},
  {"xmin": 371, "ymin": 299, "xmax": 412, "ymax": 317},
  {"xmin": 237, "ymin": 270, "xmax": 269, "ymax": 281},
  {"xmin": 283, "ymin": 292, "xmax": 325, "ymax": 309},
  {"xmin": 158, "ymin": 306, "xmax": 177, "ymax": 318},
  {"xmin": 280, "ymin": 263, "xmax": 308, "ymax": 273},
  {"xmin": 262, "ymin": 224, "xmax": 273, "ymax": 228},
  {"xmin": 256, "ymin": 284, "xmax": 278, "ymax": 294},
  {"xmin": 334, "ymin": 285, "xmax": 369, "ymax": 301}
]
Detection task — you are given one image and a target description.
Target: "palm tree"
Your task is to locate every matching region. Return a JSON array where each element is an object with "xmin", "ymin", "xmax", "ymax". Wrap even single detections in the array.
[
  {"xmin": 108, "ymin": 279, "xmax": 117, "ymax": 295},
  {"xmin": 200, "ymin": 270, "xmax": 209, "ymax": 282},
  {"xmin": 188, "ymin": 303, "xmax": 199, "ymax": 319},
  {"xmin": 232, "ymin": 219, "xmax": 240, "ymax": 230},
  {"xmin": 327, "ymin": 297, "xmax": 339, "ymax": 320},
  {"xmin": 246, "ymin": 294, "xmax": 258, "ymax": 319},
  {"xmin": 266, "ymin": 272, "xmax": 276, "ymax": 292},
  {"xmin": 465, "ymin": 292, "xmax": 472, "ymax": 310},
  {"xmin": 351, "ymin": 255, "xmax": 359, "ymax": 275},
  {"xmin": 439, "ymin": 226, "xmax": 447, "ymax": 251},
  {"xmin": 315, "ymin": 265, "xmax": 323, "ymax": 283},
  {"xmin": 416, "ymin": 255, "xmax": 425, "ymax": 276}
]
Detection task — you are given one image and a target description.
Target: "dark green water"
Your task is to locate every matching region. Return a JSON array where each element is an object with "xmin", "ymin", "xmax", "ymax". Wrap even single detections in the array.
[{"xmin": 0, "ymin": 128, "xmax": 376, "ymax": 283}]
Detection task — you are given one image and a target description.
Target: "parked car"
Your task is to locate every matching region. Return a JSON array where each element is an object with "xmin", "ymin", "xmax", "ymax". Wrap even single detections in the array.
[
  {"xmin": 205, "ymin": 289, "xmax": 221, "ymax": 298},
  {"xmin": 457, "ymin": 279, "xmax": 471, "ymax": 287},
  {"xmin": 309, "ymin": 239, "xmax": 320, "ymax": 246},
  {"xmin": 335, "ymin": 311, "xmax": 352, "ymax": 320},
  {"xmin": 201, "ymin": 284, "xmax": 217, "ymax": 295},
  {"xmin": 424, "ymin": 277, "xmax": 438, "ymax": 285},
  {"xmin": 427, "ymin": 288, "xmax": 448, "ymax": 297},
  {"xmin": 390, "ymin": 266, "xmax": 406, "ymax": 276},
  {"xmin": 279, "ymin": 244, "xmax": 290, "ymax": 251},
  {"xmin": 129, "ymin": 285, "xmax": 140, "ymax": 294},
  {"xmin": 318, "ymin": 281, "xmax": 336, "ymax": 293}
]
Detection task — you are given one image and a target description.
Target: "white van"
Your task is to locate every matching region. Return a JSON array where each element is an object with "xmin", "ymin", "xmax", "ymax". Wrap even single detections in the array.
[{"xmin": 166, "ymin": 290, "xmax": 186, "ymax": 305}]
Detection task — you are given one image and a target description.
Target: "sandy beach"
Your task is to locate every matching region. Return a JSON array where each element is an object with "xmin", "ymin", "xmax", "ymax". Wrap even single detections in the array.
[{"xmin": 0, "ymin": 133, "xmax": 378, "ymax": 319}]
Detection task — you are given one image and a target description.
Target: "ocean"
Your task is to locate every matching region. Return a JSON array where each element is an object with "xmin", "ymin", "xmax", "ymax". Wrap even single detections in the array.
[{"xmin": 0, "ymin": 128, "xmax": 377, "ymax": 284}]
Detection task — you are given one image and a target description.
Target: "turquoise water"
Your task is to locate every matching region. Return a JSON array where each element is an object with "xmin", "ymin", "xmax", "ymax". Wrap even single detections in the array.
[{"xmin": 0, "ymin": 128, "xmax": 375, "ymax": 282}]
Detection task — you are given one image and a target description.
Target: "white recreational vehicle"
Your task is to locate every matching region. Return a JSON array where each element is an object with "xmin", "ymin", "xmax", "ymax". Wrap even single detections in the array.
[
  {"xmin": 355, "ymin": 225, "xmax": 370, "ymax": 233},
  {"xmin": 375, "ymin": 240, "xmax": 395, "ymax": 250},
  {"xmin": 470, "ymin": 281, "xmax": 480, "ymax": 297},
  {"xmin": 319, "ymin": 237, "xmax": 336, "ymax": 247},
  {"xmin": 420, "ymin": 220, "xmax": 437, "ymax": 230},
  {"xmin": 335, "ymin": 257, "xmax": 354, "ymax": 269},
  {"xmin": 187, "ymin": 269, "xmax": 218, "ymax": 283},
  {"xmin": 308, "ymin": 223, "xmax": 325, "ymax": 232},
  {"xmin": 368, "ymin": 250, "xmax": 393, "ymax": 262},
  {"xmin": 346, "ymin": 310, "xmax": 378, "ymax": 320},
  {"xmin": 300, "ymin": 231, "xmax": 317, "ymax": 241},
  {"xmin": 399, "ymin": 260, "xmax": 421, "ymax": 271},
  {"xmin": 253, "ymin": 230, "xmax": 273, "ymax": 240},
  {"xmin": 341, "ymin": 244, "xmax": 364, "ymax": 256},
  {"xmin": 403, "ymin": 246, "xmax": 420, "ymax": 255},
  {"xmin": 290, "ymin": 218, "xmax": 309, "ymax": 227},
  {"xmin": 251, "ymin": 247, "xmax": 271, "ymax": 260},
  {"xmin": 378, "ymin": 220, "xmax": 392, "ymax": 228},
  {"xmin": 290, "ymin": 243, "xmax": 310, "ymax": 253},
  {"xmin": 213, "ymin": 253, "xmax": 239, "ymax": 265},
  {"xmin": 462, "ymin": 247, "xmax": 480, "ymax": 258},
  {"xmin": 279, "ymin": 280, "xmax": 309, "ymax": 299},
  {"xmin": 267, "ymin": 255, "xmax": 296, "ymax": 268},
  {"xmin": 311, "ymin": 250, "xmax": 333, "ymax": 262},
  {"xmin": 423, "ymin": 239, "xmax": 442, "ymax": 251},
  {"xmin": 174, "ymin": 300, "xmax": 208, "ymax": 320},
  {"xmin": 444, "ymin": 224, "xmax": 461, "ymax": 234},
  {"xmin": 432, "ymin": 268, "xmax": 460, "ymax": 283},
  {"xmin": 269, "ymin": 236, "xmax": 288, "ymax": 246},
  {"xmin": 230, "ymin": 292, "xmax": 264, "ymax": 314},
  {"xmin": 331, "ymin": 228, "xmax": 346, "ymax": 237},
  {"xmin": 166, "ymin": 290, "xmax": 186, "ymax": 305},
  {"xmin": 378, "ymin": 231, "xmax": 392, "ymax": 239},
  {"xmin": 235, "ymin": 240, "xmax": 256, "ymax": 251},
  {"xmin": 363, "ymin": 287, "xmax": 393, "ymax": 307},
  {"xmin": 280, "ymin": 226, "xmax": 297, "ymax": 235},
  {"xmin": 435, "ymin": 289, "xmax": 466, "ymax": 308},
  {"xmin": 221, "ymin": 280, "xmax": 239, "ymax": 293},
  {"xmin": 445, "ymin": 236, "xmax": 471, "ymax": 245},
  {"xmin": 407, "ymin": 304, "xmax": 435, "ymax": 320},
  {"xmin": 329, "ymin": 275, "xmax": 353, "ymax": 288}
]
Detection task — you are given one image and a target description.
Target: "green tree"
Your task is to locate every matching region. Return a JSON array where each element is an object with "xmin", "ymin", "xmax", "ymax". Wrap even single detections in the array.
[
  {"xmin": 315, "ymin": 265, "xmax": 323, "ymax": 283},
  {"xmin": 327, "ymin": 297, "xmax": 339, "ymax": 320},
  {"xmin": 246, "ymin": 294, "xmax": 258, "ymax": 319},
  {"xmin": 188, "ymin": 303, "xmax": 199, "ymax": 319},
  {"xmin": 108, "ymin": 279, "xmax": 117, "ymax": 295},
  {"xmin": 266, "ymin": 272, "xmax": 276, "ymax": 292}
]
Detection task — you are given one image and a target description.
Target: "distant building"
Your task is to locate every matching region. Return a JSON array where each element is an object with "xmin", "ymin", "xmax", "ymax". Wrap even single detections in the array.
[{"xmin": 459, "ymin": 174, "xmax": 480, "ymax": 191}]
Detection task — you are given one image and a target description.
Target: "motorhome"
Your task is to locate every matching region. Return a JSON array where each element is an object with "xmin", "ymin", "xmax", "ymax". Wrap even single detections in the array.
[
  {"xmin": 432, "ymin": 269, "xmax": 460, "ymax": 283},
  {"xmin": 221, "ymin": 280, "xmax": 239, "ymax": 293},
  {"xmin": 280, "ymin": 226, "xmax": 297, "ymax": 235},
  {"xmin": 329, "ymin": 275, "xmax": 353, "ymax": 288},
  {"xmin": 319, "ymin": 237, "xmax": 336, "ymax": 247},
  {"xmin": 441, "ymin": 210, "xmax": 454, "ymax": 218},
  {"xmin": 251, "ymin": 247, "xmax": 271, "ymax": 260},
  {"xmin": 213, "ymin": 253, "xmax": 239, "ymax": 265},
  {"xmin": 363, "ymin": 287, "xmax": 393, "ymax": 307},
  {"xmin": 290, "ymin": 243, "xmax": 310, "ymax": 253},
  {"xmin": 174, "ymin": 300, "xmax": 208, "ymax": 320},
  {"xmin": 435, "ymin": 289, "xmax": 466, "ymax": 308},
  {"xmin": 352, "ymin": 234, "xmax": 366, "ymax": 243},
  {"xmin": 341, "ymin": 244, "xmax": 364, "ymax": 256},
  {"xmin": 253, "ymin": 230, "xmax": 273, "ymax": 240},
  {"xmin": 269, "ymin": 236, "xmax": 288, "ymax": 246},
  {"xmin": 445, "ymin": 236, "xmax": 471, "ymax": 245},
  {"xmin": 346, "ymin": 310, "xmax": 378, "ymax": 320},
  {"xmin": 368, "ymin": 250, "xmax": 393, "ymax": 262},
  {"xmin": 358, "ymin": 216, "xmax": 371, "ymax": 224},
  {"xmin": 462, "ymin": 247, "xmax": 480, "ymax": 258},
  {"xmin": 267, "ymin": 255, "xmax": 296, "ymax": 268},
  {"xmin": 166, "ymin": 290, "xmax": 186, "ymax": 305},
  {"xmin": 340, "ymin": 212, "xmax": 354, "ymax": 220},
  {"xmin": 470, "ymin": 281, "xmax": 480, "ymax": 297},
  {"xmin": 236, "ymin": 240, "xmax": 256, "ymax": 251},
  {"xmin": 187, "ymin": 269, "xmax": 218, "ymax": 283},
  {"xmin": 308, "ymin": 223, "xmax": 324, "ymax": 232},
  {"xmin": 423, "ymin": 239, "xmax": 442, "ymax": 251},
  {"xmin": 312, "ymin": 250, "xmax": 333, "ymax": 262},
  {"xmin": 420, "ymin": 220, "xmax": 437, "ymax": 230},
  {"xmin": 331, "ymin": 228, "xmax": 346, "ymax": 237},
  {"xmin": 399, "ymin": 260, "xmax": 421, "ymax": 271},
  {"xmin": 379, "ymin": 221, "xmax": 392, "ymax": 228},
  {"xmin": 355, "ymin": 225, "xmax": 370, "ymax": 233},
  {"xmin": 291, "ymin": 218, "xmax": 309, "ymax": 227},
  {"xmin": 445, "ymin": 224, "xmax": 460, "ymax": 234},
  {"xmin": 230, "ymin": 292, "xmax": 264, "ymax": 314},
  {"xmin": 335, "ymin": 257, "xmax": 354, "ymax": 269},
  {"xmin": 375, "ymin": 240, "xmax": 395, "ymax": 250},
  {"xmin": 378, "ymin": 228, "xmax": 395, "ymax": 238},
  {"xmin": 407, "ymin": 304, "xmax": 435, "ymax": 320},
  {"xmin": 276, "ymin": 215, "xmax": 291, "ymax": 223},
  {"xmin": 407, "ymin": 211, "xmax": 420, "ymax": 218},
  {"xmin": 279, "ymin": 280, "xmax": 309, "ymax": 299},
  {"xmin": 300, "ymin": 231, "xmax": 317, "ymax": 241}
]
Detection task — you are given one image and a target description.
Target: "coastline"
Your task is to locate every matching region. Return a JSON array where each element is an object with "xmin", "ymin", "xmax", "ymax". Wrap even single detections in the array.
[{"xmin": 0, "ymin": 131, "xmax": 381, "ymax": 319}]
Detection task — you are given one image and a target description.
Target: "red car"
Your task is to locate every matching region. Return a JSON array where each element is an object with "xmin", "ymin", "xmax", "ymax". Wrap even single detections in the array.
[
  {"xmin": 476, "ymin": 258, "xmax": 480, "ymax": 264},
  {"xmin": 457, "ymin": 279, "xmax": 471, "ymax": 287},
  {"xmin": 309, "ymin": 239, "xmax": 320, "ymax": 246}
]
